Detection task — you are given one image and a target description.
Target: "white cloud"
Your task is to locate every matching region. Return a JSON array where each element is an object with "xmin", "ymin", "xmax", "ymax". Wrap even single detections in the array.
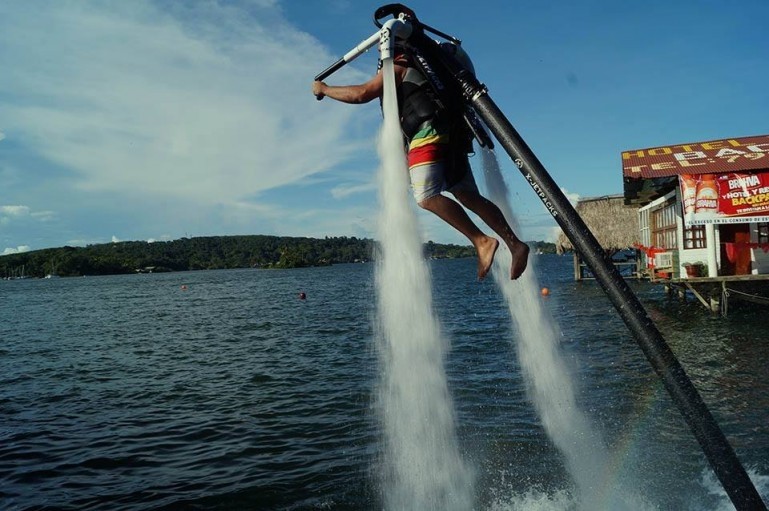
[
  {"xmin": 560, "ymin": 187, "xmax": 581, "ymax": 206},
  {"xmin": 1, "ymin": 205, "xmax": 30, "ymax": 217},
  {"xmin": 330, "ymin": 181, "xmax": 377, "ymax": 199},
  {"xmin": 1, "ymin": 205, "xmax": 31, "ymax": 225},
  {"xmin": 1, "ymin": 206, "xmax": 56, "ymax": 227},
  {"xmin": 3, "ymin": 245, "xmax": 31, "ymax": 255},
  {"xmin": 111, "ymin": 236, "xmax": 122, "ymax": 243},
  {"xmin": 31, "ymin": 210, "xmax": 56, "ymax": 222},
  {"xmin": 0, "ymin": 1, "xmax": 374, "ymax": 207}
]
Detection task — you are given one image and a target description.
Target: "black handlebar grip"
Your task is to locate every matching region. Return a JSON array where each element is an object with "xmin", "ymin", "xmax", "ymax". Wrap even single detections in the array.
[{"xmin": 314, "ymin": 58, "xmax": 346, "ymax": 82}]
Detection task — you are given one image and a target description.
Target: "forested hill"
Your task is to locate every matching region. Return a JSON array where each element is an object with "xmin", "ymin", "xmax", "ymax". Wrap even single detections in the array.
[
  {"xmin": 0, "ymin": 236, "xmax": 464, "ymax": 278},
  {"xmin": 1, "ymin": 235, "xmax": 557, "ymax": 278}
]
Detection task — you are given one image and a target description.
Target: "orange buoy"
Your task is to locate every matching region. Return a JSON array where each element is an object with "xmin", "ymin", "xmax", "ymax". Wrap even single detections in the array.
[
  {"xmin": 541, "ymin": 287, "xmax": 550, "ymax": 296},
  {"xmin": 298, "ymin": 292, "xmax": 307, "ymax": 300}
]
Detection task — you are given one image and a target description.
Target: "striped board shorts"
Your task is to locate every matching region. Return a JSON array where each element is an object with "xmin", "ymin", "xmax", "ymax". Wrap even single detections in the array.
[{"xmin": 407, "ymin": 120, "xmax": 478, "ymax": 203}]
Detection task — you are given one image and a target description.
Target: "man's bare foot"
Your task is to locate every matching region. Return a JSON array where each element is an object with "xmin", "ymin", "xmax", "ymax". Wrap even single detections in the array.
[
  {"xmin": 510, "ymin": 241, "xmax": 529, "ymax": 280},
  {"xmin": 476, "ymin": 236, "xmax": 499, "ymax": 280}
]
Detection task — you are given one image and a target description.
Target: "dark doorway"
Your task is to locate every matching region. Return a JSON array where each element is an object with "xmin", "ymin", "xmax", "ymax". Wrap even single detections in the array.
[{"xmin": 719, "ymin": 224, "xmax": 752, "ymax": 275}]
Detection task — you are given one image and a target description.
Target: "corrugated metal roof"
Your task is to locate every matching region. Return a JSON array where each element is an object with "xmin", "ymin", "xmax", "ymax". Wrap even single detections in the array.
[{"xmin": 622, "ymin": 134, "xmax": 769, "ymax": 179}]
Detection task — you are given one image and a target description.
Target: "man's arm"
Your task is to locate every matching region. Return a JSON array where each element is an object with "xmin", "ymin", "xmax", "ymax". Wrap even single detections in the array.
[
  {"xmin": 313, "ymin": 73, "xmax": 383, "ymax": 104},
  {"xmin": 312, "ymin": 63, "xmax": 407, "ymax": 104}
]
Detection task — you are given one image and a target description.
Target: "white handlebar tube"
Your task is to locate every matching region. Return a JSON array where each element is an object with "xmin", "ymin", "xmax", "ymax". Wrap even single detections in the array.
[
  {"xmin": 314, "ymin": 17, "xmax": 412, "ymax": 83},
  {"xmin": 342, "ymin": 31, "xmax": 382, "ymax": 66},
  {"xmin": 314, "ymin": 31, "xmax": 381, "ymax": 82}
]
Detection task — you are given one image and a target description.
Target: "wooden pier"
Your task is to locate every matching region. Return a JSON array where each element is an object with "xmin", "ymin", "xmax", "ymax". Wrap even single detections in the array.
[
  {"xmin": 653, "ymin": 274, "xmax": 769, "ymax": 316},
  {"xmin": 573, "ymin": 252, "xmax": 643, "ymax": 281}
]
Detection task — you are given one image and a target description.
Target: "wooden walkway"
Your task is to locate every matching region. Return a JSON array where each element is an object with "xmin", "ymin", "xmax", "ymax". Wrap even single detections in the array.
[
  {"xmin": 651, "ymin": 274, "xmax": 769, "ymax": 316},
  {"xmin": 573, "ymin": 254, "xmax": 643, "ymax": 281}
]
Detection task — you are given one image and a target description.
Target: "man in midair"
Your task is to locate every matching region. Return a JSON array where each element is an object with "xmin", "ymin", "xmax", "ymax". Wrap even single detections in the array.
[{"xmin": 312, "ymin": 45, "xmax": 528, "ymax": 280}]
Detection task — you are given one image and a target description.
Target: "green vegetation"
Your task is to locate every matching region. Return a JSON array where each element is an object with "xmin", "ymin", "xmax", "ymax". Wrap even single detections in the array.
[
  {"xmin": 0, "ymin": 235, "xmax": 556, "ymax": 278},
  {"xmin": 529, "ymin": 240, "xmax": 558, "ymax": 255}
]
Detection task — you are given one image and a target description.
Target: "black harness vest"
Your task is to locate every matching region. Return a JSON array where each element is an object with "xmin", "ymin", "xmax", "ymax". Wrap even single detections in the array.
[{"xmin": 398, "ymin": 62, "xmax": 441, "ymax": 139}]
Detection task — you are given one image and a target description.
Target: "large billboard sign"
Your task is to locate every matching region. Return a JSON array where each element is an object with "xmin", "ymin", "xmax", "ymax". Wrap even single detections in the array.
[
  {"xmin": 679, "ymin": 171, "xmax": 769, "ymax": 226},
  {"xmin": 623, "ymin": 135, "xmax": 769, "ymax": 179}
]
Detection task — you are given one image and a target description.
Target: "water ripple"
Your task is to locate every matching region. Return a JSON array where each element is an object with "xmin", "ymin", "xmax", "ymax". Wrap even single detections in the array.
[{"xmin": 1, "ymin": 261, "xmax": 767, "ymax": 510}]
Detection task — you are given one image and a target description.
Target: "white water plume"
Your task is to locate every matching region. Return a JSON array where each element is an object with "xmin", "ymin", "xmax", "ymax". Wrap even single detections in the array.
[
  {"xmin": 374, "ymin": 58, "xmax": 473, "ymax": 511},
  {"xmin": 479, "ymin": 147, "xmax": 647, "ymax": 510}
]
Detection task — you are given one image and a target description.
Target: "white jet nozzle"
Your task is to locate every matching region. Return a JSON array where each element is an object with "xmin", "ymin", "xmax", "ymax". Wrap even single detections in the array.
[{"xmin": 378, "ymin": 17, "xmax": 412, "ymax": 61}]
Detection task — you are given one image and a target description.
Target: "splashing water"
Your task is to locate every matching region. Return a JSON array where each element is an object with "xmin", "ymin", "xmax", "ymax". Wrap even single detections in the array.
[
  {"xmin": 374, "ymin": 58, "xmax": 474, "ymax": 511},
  {"xmin": 479, "ymin": 147, "xmax": 648, "ymax": 510}
]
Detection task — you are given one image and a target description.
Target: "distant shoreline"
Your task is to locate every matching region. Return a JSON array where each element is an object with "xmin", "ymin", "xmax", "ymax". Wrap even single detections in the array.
[{"xmin": 1, "ymin": 235, "xmax": 557, "ymax": 279}]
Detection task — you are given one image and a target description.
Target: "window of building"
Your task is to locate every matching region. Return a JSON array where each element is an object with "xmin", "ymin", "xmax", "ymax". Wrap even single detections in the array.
[
  {"xmin": 684, "ymin": 225, "xmax": 707, "ymax": 249},
  {"xmin": 758, "ymin": 222, "xmax": 769, "ymax": 244},
  {"xmin": 651, "ymin": 199, "xmax": 677, "ymax": 249},
  {"xmin": 638, "ymin": 208, "xmax": 650, "ymax": 248}
]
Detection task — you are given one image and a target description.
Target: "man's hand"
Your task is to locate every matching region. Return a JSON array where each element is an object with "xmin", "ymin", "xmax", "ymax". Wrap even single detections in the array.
[{"xmin": 312, "ymin": 81, "xmax": 326, "ymax": 100}]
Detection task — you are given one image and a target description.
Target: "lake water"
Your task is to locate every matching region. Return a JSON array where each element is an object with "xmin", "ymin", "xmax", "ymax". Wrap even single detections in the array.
[{"xmin": 1, "ymin": 255, "xmax": 767, "ymax": 510}]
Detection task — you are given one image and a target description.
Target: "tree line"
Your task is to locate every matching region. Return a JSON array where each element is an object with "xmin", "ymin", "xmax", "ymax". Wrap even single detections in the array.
[{"xmin": 0, "ymin": 235, "xmax": 559, "ymax": 279}]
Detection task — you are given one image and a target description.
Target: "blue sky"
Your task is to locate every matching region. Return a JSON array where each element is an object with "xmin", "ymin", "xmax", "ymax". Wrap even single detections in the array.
[{"xmin": 2, "ymin": 0, "xmax": 768, "ymax": 255}]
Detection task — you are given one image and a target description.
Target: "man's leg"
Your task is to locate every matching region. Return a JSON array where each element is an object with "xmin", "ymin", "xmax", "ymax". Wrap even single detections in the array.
[
  {"xmin": 452, "ymin": 190, "xmax": 529, "ymax": 280},
  {"xmin": 418, "ymin": 194, "xmax": 499, "ymax": 280}
]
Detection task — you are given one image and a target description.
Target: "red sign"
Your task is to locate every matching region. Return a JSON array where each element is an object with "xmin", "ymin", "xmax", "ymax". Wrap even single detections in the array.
[
  {"xmin": 679, "ymin": 171, "xmax": 769, "ymax": 226},
  {"xmin": 623, "ymin": 135, "xmax": 769, "ymax": 179}
]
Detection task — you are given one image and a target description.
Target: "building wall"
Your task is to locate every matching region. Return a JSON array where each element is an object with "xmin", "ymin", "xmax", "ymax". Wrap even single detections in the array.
[
  {"xmin": 638, "ymin": 190, "xmax": 769, "ymax": 277},
  {"xmin": 675, "ymin": 188, "xmax": 714, "ymax": 276}
]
